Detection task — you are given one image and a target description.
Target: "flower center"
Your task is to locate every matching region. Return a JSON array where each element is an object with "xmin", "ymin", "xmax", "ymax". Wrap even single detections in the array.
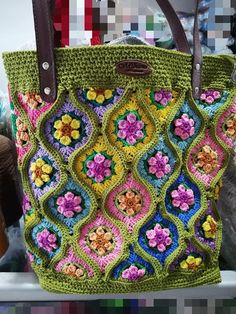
[
  {"xmin": 61, "ymin": 124, "xmax": 73, "ymax": 136},
  {"xmin": 35, "ymin": 167, "xmax": 43, "ymax": 178},
  {"xmin": 128, "ymin": 124, "xmax": 137, "ymax": 133},
  {"xmin": 64, "ymin": 201, "xmax": 74, "ymax": 210},
  {"xmin": 126, "ymin": 199, "xmax": 135, "ymax": 207},
  {"xmin": 209, "ymin": 220, "xmax": 216, "ymax": 233},
  {"xmin": 182, "ymin": 121, "xmax": 191, "ymax": 131},
  {"xmin": 96, "ymin": 235, "xmax": 107, "ymax": 246},
  {"xmin": 187, "ymin": 262, "xmax": 197, "ymax": 270}
]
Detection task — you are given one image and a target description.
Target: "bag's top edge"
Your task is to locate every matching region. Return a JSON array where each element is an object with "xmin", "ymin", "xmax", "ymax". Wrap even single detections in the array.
[
  {"xmin": 3, "ymin": 44, "xmax": 235, "ymax": 64},
  {"xmin": 2, "ymin": 44, "xmax": 192, "ymax": 58}
]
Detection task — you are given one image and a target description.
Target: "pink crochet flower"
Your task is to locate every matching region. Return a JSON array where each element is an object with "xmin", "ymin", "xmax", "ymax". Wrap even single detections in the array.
[
  {"xmin": 174, "ymin": 113, "xmax": 195, "ymax": 140},
  {"xmin": 117, "ymin": 113, "xmax": 144, "ymax": 145},
  {"xmin": 36, "ymin": 229, "xmax": 58, "ymax": 252},
  {"xmin": 154, "ymin": 90, "xmax": 172, "ymax": 106},
  {"xmin": 86, "ymin": 153, "xmax": 112, "ymax": 183},
  {"xmin": 26, "ymin": 251, "xmax": 34, "ymax": 264},
  {"xmin": 56, "ymin": 192, "xmax": 82, "ymax": 218},
  {"xmin": 146, "ymin": 223, "xmax": 172, "ymax": 252},
  {"xmin": 147, "ymin": 152, "xmax": 171, "ymax": 178},
  {"xmin": 122, "ymin": 265, "xmax": 145, "ymax": 281},
  {"xmin": 200, "ymin": 90, "xmax": 221, "ymax": 104},
  {"xmin": 171, "ymin": 184, "xmax": 194, "ymax": 211}
]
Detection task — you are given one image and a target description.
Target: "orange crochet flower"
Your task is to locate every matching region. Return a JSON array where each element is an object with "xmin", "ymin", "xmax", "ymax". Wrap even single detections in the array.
[
  {"xmin": 195, "ymin": 145, "xmax": 218, "ymax": 174},
  {"xmin": 16, "ymin": 117, "xmax": 29, "ymax": 146},
  {"xmin": 117, "ymin": 189, "xmax": 142, "ymax": 216},
  {"xmin": 88, "ymin": 226, "xmax": 114, "ymax": 256},
  {"xmin": 225, "ymin": 113, "xmax": 236, "ymax": 137},
  {"xmin": 23, "ymin": 92, "xmax": 43, "ymax": 109},
  {"xmin": 62, "ymin": 263, "xmax": 84, "ymax": 279}
]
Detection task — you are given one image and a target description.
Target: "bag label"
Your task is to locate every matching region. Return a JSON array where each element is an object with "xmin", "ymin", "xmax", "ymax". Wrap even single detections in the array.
[{"xmin": 116, "ymin": 60, "xmax": 152, "ymax": 77}]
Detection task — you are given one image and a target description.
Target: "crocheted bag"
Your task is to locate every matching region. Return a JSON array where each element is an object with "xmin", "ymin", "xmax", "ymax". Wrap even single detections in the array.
[{"xmin": 3, "ymin": 0, "xmax": 236, "ymax": 293}]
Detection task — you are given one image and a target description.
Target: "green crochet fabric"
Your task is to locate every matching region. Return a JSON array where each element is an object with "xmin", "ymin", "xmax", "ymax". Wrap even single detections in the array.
[{"xmin": 3, "ymin": 45, "xmax": 236, "ymax": 294}]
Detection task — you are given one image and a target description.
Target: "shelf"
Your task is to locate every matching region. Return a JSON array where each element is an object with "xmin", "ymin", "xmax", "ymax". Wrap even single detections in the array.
[{"xmin": 0, "ymin": 271, "xmax": 235, "ymax": 301}]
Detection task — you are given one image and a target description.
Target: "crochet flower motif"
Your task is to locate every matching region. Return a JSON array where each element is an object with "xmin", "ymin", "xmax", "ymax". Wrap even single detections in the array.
[
  {"xmin": 116, "ymin": 189, "xmax": 142, "ymax": 217},
  {"xmin": 194, "ymin": 145, "xmax": 218, "ymax": 174},
  {"xmin": 23, "ymin": 92, "xmax": 43, "ymax": 109},
  {"xmin": 16, "ymin": 117, "xmax": 29, "ymax": 146},
  {"xmin": 146, "ymin": 223, "xmax": 172, "ymax": 252},
  {"xmin": 174, "ymin": 113, "xmax": 195, "ymax": 140},
  {"xmin": 53, "ymin": 114, "xmax": 80, "ymax": 146},
  {"xmin": 56, "ymin": 192, "xmax": 82, "ymax": 218},
  {"xmin": 22, "ymin": 193, "xmax": 32, "ymax": 215},
  {"xmin": 200, "ymin": 90, "xmax": 221, "ymax": 105},
  {"xmin": 121, "ymin": 265, "xmax": 145, "ymax": 281},
  {"xmin": 88, "ymin": 226, "xmax": 114, "ymax": 256},
  {"xmin": 147, "ymin": 151, "xmax": 171, "ymax": 178},
  {"xmin": 224, "ymin": 113, "xmax": 236, "ymax": 137},
  {"xmin": 202, "ymin": 215, "xmax": 217, "ymax": 239},
  {"xmin": 86, "ymin": 88, "xmax": 114, "ymax": 105},
  {"xmin": 62, "ymin": 263, "xmax": 85, "ymax": 279},
  {"xmin": 86, "ymin": 153, "xmax": 112, "ymax": 183},
  {"xmin": 117, "ymin": 113, "xmax": 145, "ymax": 145},
  {"xmin": 150, "ymin": 89, "xmax": 173, "ymax": 108},
  {"xmin": 171, "ymin": 184, "xmax": 194, "ymax": 211},
  {"xmin": 180, "ymin": 255, "xmax": 202, "ymax": 271},
  {"xmin": 36, "ymin": 229, "xmax": 58, "ymax": 252},
  {"xmin": 30, "ymin": 158, "xmax": 53, "ymax": 188}
]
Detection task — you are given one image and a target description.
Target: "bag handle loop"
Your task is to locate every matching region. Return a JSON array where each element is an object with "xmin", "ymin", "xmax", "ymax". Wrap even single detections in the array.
[{"xmin": 32, "ymin": 0, "xmax": 202, "ymax": 102}]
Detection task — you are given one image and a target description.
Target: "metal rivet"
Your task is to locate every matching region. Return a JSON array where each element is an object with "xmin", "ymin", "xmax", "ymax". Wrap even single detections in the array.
[
  {"xmin": 42, "ymin": 62, "xmax": 50, "ymax": 70},
  {"xmin": 195, "ymin": 63, "xmax": 200, "ymax": 71},
  {"xmin": 195, "ymin": 87, "xmax": 199, "ymax": 94},
  {"xmin": 44, "ymin": 87, "xmax": 51, "ymax": 95}
]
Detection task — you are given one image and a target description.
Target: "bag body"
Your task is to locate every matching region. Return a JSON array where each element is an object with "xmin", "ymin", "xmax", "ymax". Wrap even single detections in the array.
[{"xmin": 3, "ymin": 0, "xmax": 236, "ymax": 294}]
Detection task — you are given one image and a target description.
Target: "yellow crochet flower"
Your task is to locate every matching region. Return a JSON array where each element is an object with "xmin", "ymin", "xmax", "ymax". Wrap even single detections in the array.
[
  {"xmin": 54, "ymin": 114, "xmax": 80, "ymax": 146},
  {"xmin": 87, "ymin": 88, "xmax": 113, "ymax": 104},
  {"xmin": 202, "ymin": 215, "xmax": 217, "ymax": 239},
  {"xmin": 180, "ymin": 255, "xmax": 202, "ymax": 271},
  {"xmin": 25, "ymin": 211, "xmax": 36, "ymax": 224},
  {"xmin": 30, "ymin": 158, "xmax": 53, "ymax": 188}
]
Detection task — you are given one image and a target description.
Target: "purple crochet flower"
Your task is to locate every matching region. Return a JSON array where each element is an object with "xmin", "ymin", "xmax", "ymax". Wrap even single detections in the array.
[
  {"xmin": 117, "ymin": 113, "xmax": 145, "ymax": 145},
  {"xmin": 146, "ymin": 223, "xmax": 172, "ymax": 252},
  {"xmin": 174, "ymin": 113, "xmax": 195, "ymax": 140},
  {"xmin": 171, "ymin": 184, "xmax": 194, "ymax": 211},
  {"xmin": 122, "ymin": 265, "xmax": 145, "ymax": 281},
  {"xmin": 200, "ymin": 90, "xmax": 221, "ymax": 104},
  {"xmin": 22, "ymin": 193, "xmax": 32, "ymax": 215},
  {"xmin": 56, "ymin": 192, "xmax": 82, "ymax": 218},
  {"xmin": 86, "ymin": 153, "xmax": 112, "ymax": 183},
  {"xmin": 154, "ymin": 90, "xmax": 172, "ymax": 107},
  {"xmin": 147, "ymin": 152, "xmax": 171, "ymax": 178},
  {"xmin": 36, "ymin": 229, "xmax": 58, "ymax": 252}
]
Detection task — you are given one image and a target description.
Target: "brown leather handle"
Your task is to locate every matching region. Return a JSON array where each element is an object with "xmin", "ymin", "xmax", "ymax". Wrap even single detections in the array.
[
  {"xmin": 32, "ymin": 0, "xmax": 57, "ymax": 103},
  {"xmin": 32, "ymin": 0, "xmax": 202, "ymax": 102}
]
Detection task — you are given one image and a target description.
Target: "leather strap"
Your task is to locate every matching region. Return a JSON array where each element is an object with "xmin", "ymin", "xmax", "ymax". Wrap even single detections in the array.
[
  {"xmin": 32, "ymin": 0, "xmax": 201, "ymax": 102},
  {"xmin": 192, "ymin": 0, "xmax": 202, "ymax": 99},
  {"xmin": 154, "ymin": 0, "xmax": 190, "ymax": 54},
  {"xmin": 32, "ymin": 0, "xmax": 57, "ymax": 102}
]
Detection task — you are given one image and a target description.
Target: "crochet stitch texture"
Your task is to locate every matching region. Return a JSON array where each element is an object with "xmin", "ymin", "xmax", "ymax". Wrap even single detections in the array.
[{"xmin": 3, "ymin": 45, "xmax": 236, "ymax": 293}]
